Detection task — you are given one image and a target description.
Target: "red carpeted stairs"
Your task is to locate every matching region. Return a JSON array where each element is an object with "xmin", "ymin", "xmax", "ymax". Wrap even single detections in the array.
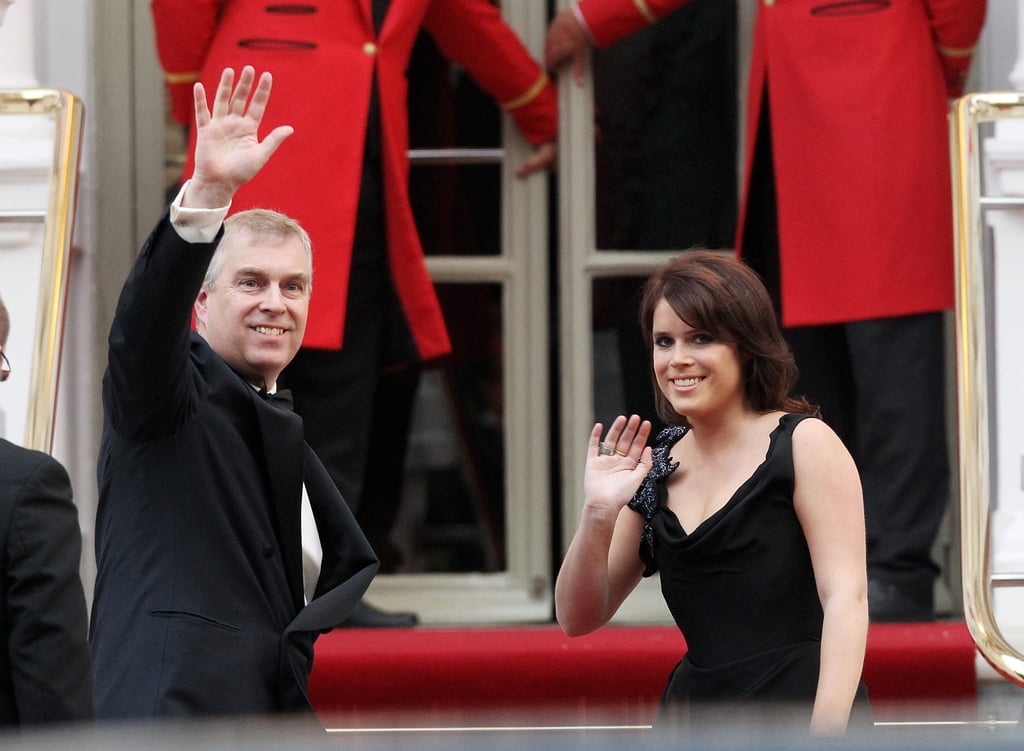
[{"xmin": 309, "ymin": 622, "xmax": 977, "ymax": 729}]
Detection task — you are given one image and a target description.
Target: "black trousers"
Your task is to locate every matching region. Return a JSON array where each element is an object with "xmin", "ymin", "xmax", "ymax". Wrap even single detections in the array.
[{"xmin": 786, "ymin": 316, "xmax": 948, "ymax": 595}]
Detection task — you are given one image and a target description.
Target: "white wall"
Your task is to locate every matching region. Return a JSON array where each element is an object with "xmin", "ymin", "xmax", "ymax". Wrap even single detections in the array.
[
  {"xmin": 0, "ymin": 0, "xmax": 100, "ymax": 598},
  {"xmin": 33, "ymin": 0, "xmax": 99, "ymax": 598}
]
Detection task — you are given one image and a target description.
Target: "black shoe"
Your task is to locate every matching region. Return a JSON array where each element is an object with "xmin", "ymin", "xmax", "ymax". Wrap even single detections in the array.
[
  {"xmin": 868, "ymin": 579, "xmax": 933, "ymax": 622},
  {"xmin": 338, "ymin": 600, "xmax": 419, "ymax": 628}
]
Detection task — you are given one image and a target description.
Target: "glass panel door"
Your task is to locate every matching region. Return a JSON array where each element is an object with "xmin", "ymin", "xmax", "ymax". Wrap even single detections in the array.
[{"xmin": 347, "ymin": 7, "xmax": 553, "ymax": 622}]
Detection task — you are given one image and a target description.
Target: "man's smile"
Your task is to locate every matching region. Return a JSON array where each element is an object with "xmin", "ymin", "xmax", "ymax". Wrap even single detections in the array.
[{"xmin": 253, "ymin": 325, "xmax": 285, "ymax": 336}]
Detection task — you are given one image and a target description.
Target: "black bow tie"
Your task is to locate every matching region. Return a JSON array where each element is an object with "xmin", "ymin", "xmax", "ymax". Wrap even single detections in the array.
[{"xmin": 258, "ymin": 388, "xmax": 294, "ymax": 410}]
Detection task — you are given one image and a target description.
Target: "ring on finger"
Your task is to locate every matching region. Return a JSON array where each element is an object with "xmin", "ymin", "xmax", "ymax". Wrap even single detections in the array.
[
  {"xmin": 615, "ymin": 449, "xmax": 629, "ymax": 457},
  {"xmin": 598, "ymin": 443, "xmax": 615, "ymax": 456}
]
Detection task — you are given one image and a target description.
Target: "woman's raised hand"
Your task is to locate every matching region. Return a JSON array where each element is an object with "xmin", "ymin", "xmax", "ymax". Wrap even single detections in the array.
[{"xmin": 583, "ymin": 414, "xmax": 653, "ymax": 517}]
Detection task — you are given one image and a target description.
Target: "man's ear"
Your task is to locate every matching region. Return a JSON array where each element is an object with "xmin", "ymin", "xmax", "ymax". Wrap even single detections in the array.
[{"xmin": 194, "ymin": 289, "xmax": 209, "ymax": 332}]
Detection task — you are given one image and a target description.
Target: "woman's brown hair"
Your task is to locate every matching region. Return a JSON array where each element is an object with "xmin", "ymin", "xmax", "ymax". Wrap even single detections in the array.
[{"xmin": 638, "ymin": 249, "xmax": 817, "ymax": 426}]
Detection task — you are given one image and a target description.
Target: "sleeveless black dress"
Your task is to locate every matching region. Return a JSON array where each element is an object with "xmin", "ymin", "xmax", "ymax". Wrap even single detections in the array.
[{"xmin": 628, "ymin": 413, "xmax": 870, "ymax": 730}]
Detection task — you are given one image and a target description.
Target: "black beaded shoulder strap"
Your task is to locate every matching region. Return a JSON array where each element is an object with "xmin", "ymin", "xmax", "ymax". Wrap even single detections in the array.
[{"xmin": 628, "ymin": 424, "xmax": 686, "ymax": 576}]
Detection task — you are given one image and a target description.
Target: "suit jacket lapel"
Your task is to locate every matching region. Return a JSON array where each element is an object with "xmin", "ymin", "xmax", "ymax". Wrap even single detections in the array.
[
  {"xmin": 253, "ymin": 390, "xmax": 306, "ymax": 609},
  {"xmin": 286, "ymin": 446, "xmax": 379, "ymax": 634}
]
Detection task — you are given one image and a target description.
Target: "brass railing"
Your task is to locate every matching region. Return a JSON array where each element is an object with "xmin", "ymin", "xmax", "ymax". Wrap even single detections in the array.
[
  {"xmin": 0, "ymin": 88, "xmax": 84, "ymax": 452},
  {"xmin": 950, "ymin": 91, "xmax": 1024, "ymax": 686}
]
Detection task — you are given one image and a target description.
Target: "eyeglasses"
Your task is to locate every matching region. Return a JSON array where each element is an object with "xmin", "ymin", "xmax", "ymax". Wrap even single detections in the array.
[{"xmin": 0, "ymin": 351, "xmax": 9, "ymax": 382}]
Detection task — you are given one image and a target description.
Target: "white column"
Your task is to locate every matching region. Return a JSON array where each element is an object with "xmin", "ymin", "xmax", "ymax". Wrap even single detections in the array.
[
  {"xmin": 0, "ymin": 0, "xmax": 54, "ymax": 447},
  {"xmin": 0, "ymin": 0, "xmax": 36, "ymax": 87},
  {"xmin": 982, "ymin": 0, "xmax": 1024, "ymax": 656},
  {"xmin": 28, "ymin": 0, "xmax": 99, "ymax": 605},
  {"xmin": 1009, "ymin": 3, "xmax": 1024, "ymax": 91}
]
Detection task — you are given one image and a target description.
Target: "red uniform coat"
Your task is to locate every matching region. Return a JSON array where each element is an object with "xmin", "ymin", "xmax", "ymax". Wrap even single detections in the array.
[
  {"xmin": 152, "ymin": 0, "xmax": 557, "ymax": 355},
  {"xmin": 576, "ymin": 0, "xmax": 985, "ymax": 326}
]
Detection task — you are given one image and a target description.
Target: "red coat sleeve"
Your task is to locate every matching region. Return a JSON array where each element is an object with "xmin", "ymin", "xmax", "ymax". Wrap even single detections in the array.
[
  {"xmin": 423, "ymin": 0, "xmax": 557, "ymax": 145},
  {"xmin": 924, "ymin": 0, "xmax": 987, "ymax": 97},
  {"xmin": 574, "ymin": 0, "xmax": 693, "ymax": 49},
  {"xmin": 150, "ymin": 0, "xmax": 225, "ymax": 124}
]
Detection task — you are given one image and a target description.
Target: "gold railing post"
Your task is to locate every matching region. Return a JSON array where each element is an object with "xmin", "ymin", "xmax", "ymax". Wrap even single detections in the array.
[
  {"xmin": 0, "ymin": 88, "xmax": 84, "ymax": 452},
  {"xmin": 952, "ymin": 92, "xmax": 1024, "ymax": 686}
]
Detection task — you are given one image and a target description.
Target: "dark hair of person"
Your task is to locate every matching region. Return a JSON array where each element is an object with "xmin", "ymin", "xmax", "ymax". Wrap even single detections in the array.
[{"xmin": 638, "ymin": 249, "xmax": 818, "ymax": 426}]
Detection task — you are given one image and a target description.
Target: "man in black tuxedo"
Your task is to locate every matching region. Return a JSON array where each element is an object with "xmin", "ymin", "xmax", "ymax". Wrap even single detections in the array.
[
  {"xmin": 0, "ymin": 297, "xmax": 93, "ymax": 725},
  {"xmin": 90, "ymin": 66, "xmax": 379, "ymax": 719}
]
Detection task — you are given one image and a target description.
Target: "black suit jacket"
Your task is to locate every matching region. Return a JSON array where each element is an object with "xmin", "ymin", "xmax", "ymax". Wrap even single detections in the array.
[
  {"xmin": 91, "ymin": 214, "xmax": 378, "ymax": 719},
  {"xmin": 0, "ymin": 439, "xmax": 93, "ymax": 725}
]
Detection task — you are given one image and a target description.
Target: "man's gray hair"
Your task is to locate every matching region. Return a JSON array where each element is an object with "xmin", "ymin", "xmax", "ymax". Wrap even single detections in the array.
[{"xmin": 203, "ymin": 209, "xmax": 313, "ymax": 291}]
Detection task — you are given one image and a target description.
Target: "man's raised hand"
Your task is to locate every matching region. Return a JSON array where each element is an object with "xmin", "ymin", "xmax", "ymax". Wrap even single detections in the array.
[{"xmin": 184, "ymin": 66, "xmax": 294, "ymax": 209}]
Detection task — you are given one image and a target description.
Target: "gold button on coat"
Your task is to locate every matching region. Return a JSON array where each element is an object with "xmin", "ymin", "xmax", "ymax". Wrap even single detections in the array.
[{"xmin": 362, "ymin": 42, "xmax": 378, "ymax": 56}]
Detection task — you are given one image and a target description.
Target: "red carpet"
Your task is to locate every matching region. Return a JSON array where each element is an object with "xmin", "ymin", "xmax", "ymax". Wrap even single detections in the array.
[{"xmin": 309, "ymin": 622, "xmax": 977, "ymax": 728}]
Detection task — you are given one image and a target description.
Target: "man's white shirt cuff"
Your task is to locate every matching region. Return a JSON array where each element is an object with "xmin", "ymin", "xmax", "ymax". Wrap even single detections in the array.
[{"xmin": 169, "ymin": 179, "xmax": 230, "ymax": 244}]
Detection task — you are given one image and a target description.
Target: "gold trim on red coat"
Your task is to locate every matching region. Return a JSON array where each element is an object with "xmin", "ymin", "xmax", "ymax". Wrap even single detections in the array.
[
  {"xmin": 500, "ymin": 73, "xmax": 550, "ymax": 111},
  {"xmin": 164, "ymin": 70, "xmax": 201, "ymax": 84},
  {"xmin": 937, "ymin": 43, "xmax": 976, "ymax": 59},
  {"xmin": 633, "ymin": 0, "xmax": 657, "ymax": 24}
]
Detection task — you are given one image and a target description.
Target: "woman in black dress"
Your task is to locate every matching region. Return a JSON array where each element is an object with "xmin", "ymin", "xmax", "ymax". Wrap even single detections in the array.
[{"xmin": 556, "ymin": 250, "xmax": 868, "ymax": 735}]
